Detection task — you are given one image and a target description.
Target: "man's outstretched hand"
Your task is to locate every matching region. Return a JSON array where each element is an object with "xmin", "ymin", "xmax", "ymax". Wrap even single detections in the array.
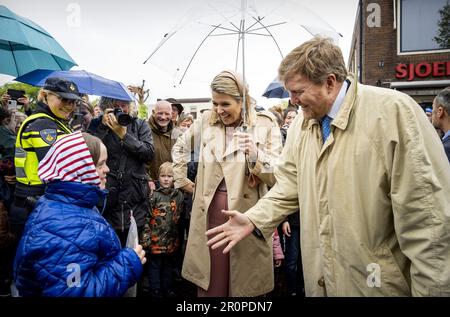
[{"xmin": 206, "ymin": 210, "xmax": 256, "ymax": 254}]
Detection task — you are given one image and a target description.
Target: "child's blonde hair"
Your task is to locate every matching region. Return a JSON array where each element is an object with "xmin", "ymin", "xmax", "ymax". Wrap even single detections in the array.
[{"xmin": 158, "ymin": 162, "xmax": 173, "ymax": 177}]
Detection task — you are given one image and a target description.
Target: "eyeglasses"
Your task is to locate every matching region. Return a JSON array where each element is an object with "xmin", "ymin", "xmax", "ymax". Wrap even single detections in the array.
[{"xmin": 47, "ymin": 92, "xmax": 76, "ymax": 105}]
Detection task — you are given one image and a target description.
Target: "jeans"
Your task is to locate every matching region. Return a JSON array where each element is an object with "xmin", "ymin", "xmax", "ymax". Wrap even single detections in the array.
[
  {"xmin": 284, "ymin": 225, "xmax": 304, "ymax": 296},
  {"xmin": 148, "ymin": 254, "xmax": 174, "ymax": 294}
]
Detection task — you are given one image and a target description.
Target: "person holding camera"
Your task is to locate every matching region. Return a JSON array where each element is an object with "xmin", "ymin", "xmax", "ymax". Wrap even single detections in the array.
[
  {"xmin": 1, "ymin": 90, "xmax": 31, "ymax": 115},
  {"xmin": 88, "ymin": 97, "xmax": 154, "ymax": 246},
  {"xmin": 70, "ymin": 94, "xmax": 94, "ymax": 132}
]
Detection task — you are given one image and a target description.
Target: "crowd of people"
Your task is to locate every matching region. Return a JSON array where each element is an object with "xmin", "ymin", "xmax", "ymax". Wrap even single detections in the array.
[{"xmin": 0, "ymin": 37, "xmax": 449, "ymax": 297}]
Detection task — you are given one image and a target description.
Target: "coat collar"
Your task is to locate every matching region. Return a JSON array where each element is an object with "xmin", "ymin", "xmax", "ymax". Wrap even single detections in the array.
[
  {"xmin": 303, "ymin": 74, "xmax": 358, "ymax": 132},
  {"xmin": 331, "ymin": 75, "xmax": 358, "ymax": 132}
]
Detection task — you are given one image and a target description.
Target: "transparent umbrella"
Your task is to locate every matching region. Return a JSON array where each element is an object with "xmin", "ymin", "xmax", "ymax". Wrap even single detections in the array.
[{"xmin": 143, "ymin": 0, "xmax": 341, "ymax": 125}]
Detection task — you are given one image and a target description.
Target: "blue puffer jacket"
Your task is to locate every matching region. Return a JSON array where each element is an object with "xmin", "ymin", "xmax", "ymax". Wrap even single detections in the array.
[{"xmin": 13, "ymin": 180, "xmax": 143, "ymax": 297}]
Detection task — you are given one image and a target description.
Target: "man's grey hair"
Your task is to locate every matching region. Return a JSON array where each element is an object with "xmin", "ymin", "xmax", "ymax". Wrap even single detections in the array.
[
  {"xmin": 98, "ymin": 96, "xmax": 129, "ymax": 111},
  {"xmin": 435, "ymin": 87, "xmax": 450, "ymax": 114}
]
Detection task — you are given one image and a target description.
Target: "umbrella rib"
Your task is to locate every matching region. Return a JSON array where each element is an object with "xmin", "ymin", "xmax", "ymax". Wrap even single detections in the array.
[
  {"xmin": 247, "ymin": 21, "xmax": 287, "ymax": 33},
  {"xmin": 209, "ymin": 24, "xmax": 239, "ymax": 34},
  {"xmin": 252, "ymin": 17, "xmax": 284, "ymax": 59},
  {"xmin": 179, "ymin": 24, "xmax": 222, "ymax": 84},
  {"xmin": 7, "ymin": 41, "xmax": 19, "ymax": 76},
  {"xmin": 143, "ymin": 31, "xmax": 177, "ymax": 64},
  {"xmin": 50, "ymin": 53, "xmax": 64, "ymax": 70},
  {"xmin": 210, "ymin": 32, "xmax": 242, "ymax": 37},
  {"xmin": 228, "ymin": 21, "xmax": 242, "ymax": 33},
  {"xmin": 245, "ymin": 32, "xmax": 272, "ymax": 36},
  {"xmin": 244, "ymin": 17, "xmax": 262, "ymax": 33},
  {"xmin": 210, "ymin": 32, "xmax": 272, "ymax": 37}
]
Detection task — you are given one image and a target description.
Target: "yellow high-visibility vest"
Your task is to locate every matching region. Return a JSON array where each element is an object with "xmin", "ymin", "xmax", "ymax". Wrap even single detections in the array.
[{"xmin": 15, "ymin": 113, "xmax": 73, "ymax": 186}]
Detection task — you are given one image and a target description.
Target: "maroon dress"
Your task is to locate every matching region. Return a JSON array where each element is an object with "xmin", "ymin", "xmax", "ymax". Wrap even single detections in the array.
[{"xmin": 198, "ymin": 125, "xmax": 239, "ymax": 297}]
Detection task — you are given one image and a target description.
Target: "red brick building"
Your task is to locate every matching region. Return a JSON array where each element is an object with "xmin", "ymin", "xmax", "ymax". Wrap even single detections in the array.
[{"xmin": 348, "ymin": 0, "xmax": 450, "ymax": 108}]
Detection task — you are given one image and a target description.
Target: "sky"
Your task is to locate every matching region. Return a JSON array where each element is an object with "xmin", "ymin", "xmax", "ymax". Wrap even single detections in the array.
[{"xmin": 1, "ymin": 0, "xmax": 359, "ymax": 107}]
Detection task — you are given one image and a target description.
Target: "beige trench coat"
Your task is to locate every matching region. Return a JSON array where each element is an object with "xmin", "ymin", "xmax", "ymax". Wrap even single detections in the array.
[
  {"xmin": 172, "ymin": 109, "xmax": 282, "ymax": 297},
  {"xmin": 246, "ymin": 76, "xmax": 450, "ymax": 296}
]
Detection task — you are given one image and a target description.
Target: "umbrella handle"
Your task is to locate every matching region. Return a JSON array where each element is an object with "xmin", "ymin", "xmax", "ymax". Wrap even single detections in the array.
[{"xmin": 240, "ymin": 125, "xmax": 250, "ymax": 176}]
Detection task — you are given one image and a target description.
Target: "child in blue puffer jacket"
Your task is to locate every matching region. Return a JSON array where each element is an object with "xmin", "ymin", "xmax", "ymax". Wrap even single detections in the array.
[{"xmin": 13, "ymin": 132, "xmax": 146, "ymax": 296}]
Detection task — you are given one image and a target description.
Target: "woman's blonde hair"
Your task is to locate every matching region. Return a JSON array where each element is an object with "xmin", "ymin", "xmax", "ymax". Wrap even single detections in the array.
[
  {"xmin": 278, "ymin": 37, "xmax": 348, "ymax": 85},
  {"xmin": 37, "ymin": 89, "xmax": 56, "ymax": 103},
  {"xmin": 209, "ymin": 70, "xmax": 255, "ymax": 126}
]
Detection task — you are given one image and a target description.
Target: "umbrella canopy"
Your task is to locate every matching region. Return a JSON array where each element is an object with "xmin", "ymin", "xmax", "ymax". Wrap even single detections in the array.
[
  {"xmin": 144, "ymin": 0, "xmax": 341, "ymax": 89},
  {"xmin": 0, "ymin": 5, "xmax": 77, "ymax": 77},
  {"xmin": 15, "ymin": 69, "xmax": 134, "ymax": 101},
  {"xmin": 262, "ymin": 77, "xmax": 288, "ymax": 98}
]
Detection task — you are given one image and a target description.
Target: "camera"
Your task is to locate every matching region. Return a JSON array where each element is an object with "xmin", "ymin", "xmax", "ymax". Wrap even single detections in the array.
[
  {"xmin": 7, "ymin": 99, "xmax": 17, "ymax": 110},
  {"xmin": 113, "ymin": 108, "xmax": 132, "ymax": 126},
  {"xmin": 7, "ymin": 99, "xmax": 23, "ymax": 111}
]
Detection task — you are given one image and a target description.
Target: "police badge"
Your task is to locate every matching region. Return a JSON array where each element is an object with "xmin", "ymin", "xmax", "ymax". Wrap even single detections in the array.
[{"xmin": 40, "ymin": 129, "xmax": 58, "ymax": 145}]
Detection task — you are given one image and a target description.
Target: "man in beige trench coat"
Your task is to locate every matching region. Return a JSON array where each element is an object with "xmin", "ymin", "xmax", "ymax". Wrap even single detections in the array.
[{"xmin": 206, "ymin": 37, "xmax": 450, "ymax": 297}]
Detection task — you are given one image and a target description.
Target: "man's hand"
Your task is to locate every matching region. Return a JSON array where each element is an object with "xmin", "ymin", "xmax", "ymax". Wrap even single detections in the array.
[
  {"xmin": 103, "ymin": 110, "xmax": 127, "ymax": 139},
  {"xmin": 206, "ymin": 210, "xmax": 255, "ymax": 253}
]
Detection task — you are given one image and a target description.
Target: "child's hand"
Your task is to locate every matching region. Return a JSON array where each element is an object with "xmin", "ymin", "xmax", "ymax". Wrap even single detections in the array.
[
  {"xmin": 282, "ymin": 221, "xmax": 291, "ymax": 237},
  {"xmin": 148, "ymin": 181, "xmax": 156, "ymax": 195},
  {"xmin": 134, "ymin": 244, "xmax": 146, "ymax": 265}
]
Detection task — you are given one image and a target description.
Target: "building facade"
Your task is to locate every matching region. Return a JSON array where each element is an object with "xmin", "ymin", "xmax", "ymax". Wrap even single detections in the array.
[
  {"xmin": 152, "ymin": 97, "xmax": 211, "ymax": 119},
  {"xmin": 348, "ymin": 0, "xmax": 450, "ymax": 108}
]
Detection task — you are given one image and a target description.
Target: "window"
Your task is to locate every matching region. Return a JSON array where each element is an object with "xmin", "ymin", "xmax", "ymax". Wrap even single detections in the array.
[{"xmin": 399, "ymin": 0, "xmax": 450, "ymax": 53}]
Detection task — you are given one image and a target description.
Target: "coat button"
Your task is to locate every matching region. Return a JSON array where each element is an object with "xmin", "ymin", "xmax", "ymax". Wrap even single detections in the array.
[
  {"xmin": 243, "ymin": 194, "xmax": 249, "ymax": 199},
  {"xmin": 318, "ymin": 277, "xmax": 325, "ymax": 287}
]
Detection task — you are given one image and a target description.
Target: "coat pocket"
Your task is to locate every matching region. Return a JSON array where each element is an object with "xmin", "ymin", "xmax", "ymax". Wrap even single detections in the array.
[{"xmin": 129, "ymin": 172, "xmax": 150, "ymax": 203}]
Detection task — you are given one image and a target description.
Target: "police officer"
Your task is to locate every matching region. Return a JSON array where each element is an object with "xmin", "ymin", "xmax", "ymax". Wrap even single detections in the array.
[{"xmin": 10, "ymin": 77, "xmax": 81, "ymax": 240}]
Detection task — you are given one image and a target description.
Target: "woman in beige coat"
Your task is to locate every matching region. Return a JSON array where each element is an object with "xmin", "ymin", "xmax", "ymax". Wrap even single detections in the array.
[{"xmin": 172, "ymin": 70, "xmax": 282, "ymax": 297}]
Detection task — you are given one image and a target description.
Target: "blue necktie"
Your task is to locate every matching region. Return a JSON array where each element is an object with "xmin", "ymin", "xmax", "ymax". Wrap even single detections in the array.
[{"xmin": 321, "ymin": 115, "xmax": 332, "ymax": 143}]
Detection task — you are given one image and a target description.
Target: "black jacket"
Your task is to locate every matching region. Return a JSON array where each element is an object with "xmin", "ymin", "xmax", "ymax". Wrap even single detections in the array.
[{"xmin": 88, "ymin": 116, "xmax": 154, "ymax": 231}]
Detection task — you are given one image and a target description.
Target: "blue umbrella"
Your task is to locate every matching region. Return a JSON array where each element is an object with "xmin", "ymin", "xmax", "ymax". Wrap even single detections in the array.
[
  {"xmin": 0, "ymin": 5, "xmax": 76, "ymax": 77},
  {"xmin": 262, "ymin": 78, "xmax": 289, "ymax": 99},
  {"xmin": 15, "ymin": 69, "xmax": 134, "ymax": 101}
]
